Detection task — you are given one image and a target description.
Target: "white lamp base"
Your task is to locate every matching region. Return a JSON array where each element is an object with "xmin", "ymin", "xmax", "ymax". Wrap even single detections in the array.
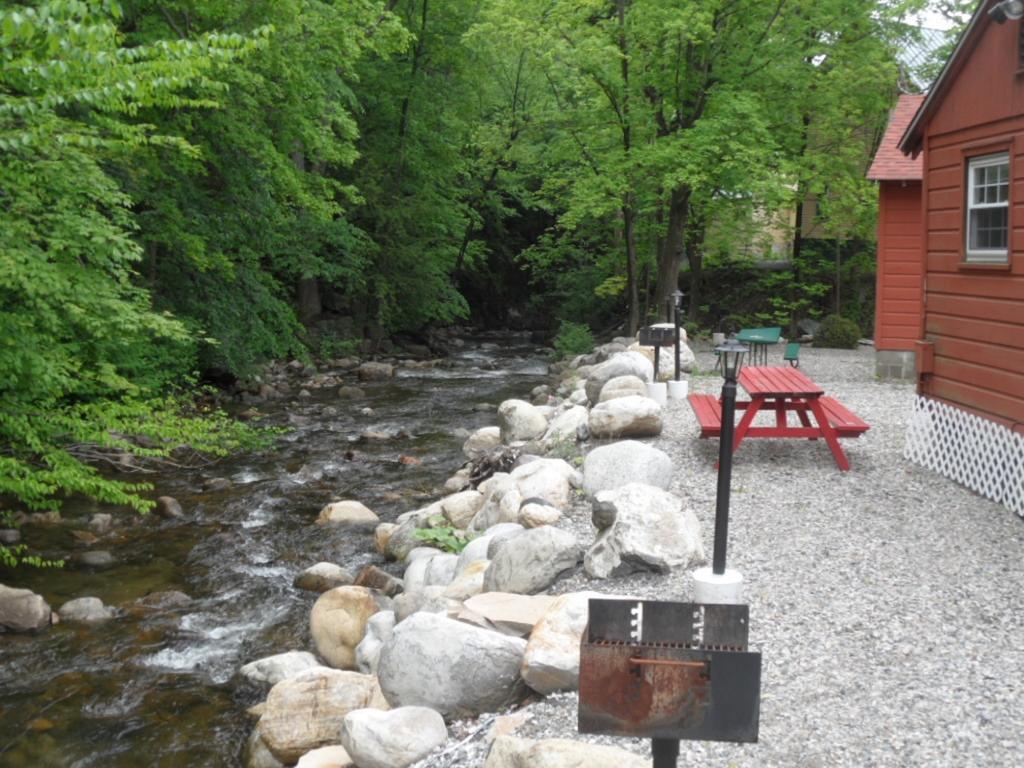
[{"xmin": 691, "ymin": 566, "xmax": 744, "ymax": 604}]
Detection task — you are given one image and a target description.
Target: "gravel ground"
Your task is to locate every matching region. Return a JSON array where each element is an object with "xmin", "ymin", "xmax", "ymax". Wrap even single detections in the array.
[{"xmin": 417, "ymin": 345, "xmax": 1024, "ymax": 767}]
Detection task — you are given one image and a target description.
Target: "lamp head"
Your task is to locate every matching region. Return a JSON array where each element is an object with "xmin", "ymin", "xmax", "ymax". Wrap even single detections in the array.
[
  {"xmin": 714, "ymin": 337, "xmax": 749, "ymax": 380},
  {"xmin": 672, "ymin": 289, "xmax": 685, "ymax": 308},
  {"xmin": 990, "ymin": 0, "xmax": 1024, "ymax": 23}
]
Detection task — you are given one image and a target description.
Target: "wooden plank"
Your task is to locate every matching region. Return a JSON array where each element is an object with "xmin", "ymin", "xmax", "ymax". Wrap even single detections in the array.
[
  {"xmin": 934, "ymin": 356, "xmax": 1024, "ymax": 400},
  {"xmin": 926, "ymin": 313, "xmax": 1024, "ymax": 348},
  {"xmin": 934, "ymin": 336, "xmax": 1024, "ymax": 373},
  {"xmin": 927, "ymin": 273, "xmax": 1024, "ymax": 301},
  {"xmin": 927, "ymin": 294, "xmax": 1024, "ymax": 325},
  {"xmin": 928, "ymin": 377, "xmax": 1024, "ymax": 425}
]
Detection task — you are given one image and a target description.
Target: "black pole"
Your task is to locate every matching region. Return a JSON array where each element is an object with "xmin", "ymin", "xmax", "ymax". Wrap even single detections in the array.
[
  {"xmin": 652, "ymin": 738, "xmax": 679, "ymax": 768},
  {"xmin": 713, "ymin": 375, "xmax": 737, "ymax": 575},
  {"xmin": 653, "ymin": 343, "xmax": 660, "ymax": 377},
  {"xmin": 674, "ymin": 306, "xmax": 681, "ymax": 382}
]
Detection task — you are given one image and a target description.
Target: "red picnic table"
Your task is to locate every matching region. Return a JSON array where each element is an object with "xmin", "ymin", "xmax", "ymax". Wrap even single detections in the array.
[{"xmin": 688, "ymin": 366, "xmax": 870, "ymax": 471}]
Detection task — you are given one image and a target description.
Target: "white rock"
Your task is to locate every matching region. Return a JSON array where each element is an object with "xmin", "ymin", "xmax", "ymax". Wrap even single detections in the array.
[
  {"xmin": 295, "ymin": 745, "xmax": 353, "ymax": 767},
  {"xmin": 355, "ymin": 611, "xmax": 396, "ymax": 676},
  {"xmin": 485, "ymin": 736, "xmax": 649, "ymax": 768},
  {"xmin": 340, "ymin": 707, "xmax": 447, "ymax": 768},
  {"xmin": 521, "ymin": 592, "xmax": 604, "ymax": 694},
  {"xmin": 597, "ymin": 374, "xmax": 647, "ymax": 402},
  {"xmin": 294, "ymin": 563, "xmax": 355, "ymax": 593},
  {"xmin": 542, "ymin": 405, "xmax": 589, "ymax": 444},
  {"xmin": 518, "ymin": 502, "xmax": 561, "ymax": 528},
  {"xmin": 316, "ymin": 500, "xmax": 379, "ymax": 527},
  {"xmin": 442, "ymin": 560, "xmax": 489, "ymax": 600},
  {"xmin": 463, "ymin": 426, "xmax": 502, "ymax": 460},
  {"xmin": 392, "ymin": 585, "xmax": 457, "ymax": 622},
  {"xmin": 462, "ymin": 592, "xmax": 557, "ymax": 636},
  {"xmin": 582, "ymin": 440, "xmax": 672, "ymax": 498},
  {"xmin": 0, "ymin": 584, "xmax": 52, "ymax": 632},
  {"xmin": 376, "ymin": 613, "xmax": 528, "ymax": 718},
  {"xmin": 439, "ymin": 490, "xmax": 484, "ymax": 529},
  {"xmin": 584, "ymin": 352, "xmax": 653, "ymax": 404},
  {"xmin": 587, "ymin": 396, "xmax": 663, "ymax": 439},
  {"xmin": 497, "ymin": 400, "xmax": 548, "ymax": 443},
  {"xmin": 57, "ymin": 596, "xmax": 115, "ymax": 623},
  {"xmin": 584, "ymin": 483, "xmax": 705, "ymax": 578},
  {"xmin": 483, "ymin": 527, "xmax": 581, "ymax": 595},
  {"xmin": 310, "ymin": 587, "xmax": 389, "ymax": 670},
  {"xmin": 510, "ymin": 460, "xmax": 572, "ymax": 510},
  {"xmin": 403, "ymin": 553, "xmax": 458, "ymax": 593},
  {"xmin": 241, "ymin": 651, "xmax": 320, "ymax": 686},
  {"xmin": 469, "ymin": 474, "xmax": 521, "ymax": 531}
]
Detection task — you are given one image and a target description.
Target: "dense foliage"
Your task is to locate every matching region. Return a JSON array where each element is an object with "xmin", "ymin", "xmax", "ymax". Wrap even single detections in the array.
[
  {"xmin": 2, "ymin": 0, "xmax": 938, "ymax": 539},
  {"xmin": 816, "ymin": 314, "xmax": 863, "ymax": 349}
]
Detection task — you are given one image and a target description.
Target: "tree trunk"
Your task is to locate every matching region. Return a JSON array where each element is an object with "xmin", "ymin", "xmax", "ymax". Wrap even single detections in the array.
[
  {"xmin": 655, "ymin": 185, "xmax": 690, "ymax": 315},
  {"xmin": 617, "ymin": 0, "xmax": 638, "ymax": 336},
  {"xmin": 297, "ymin": 278, "xmax": 322, "ymax": 324},
  {"xmin": 684, "ymin": 216, "xmax": 706, "ymax": 323},
  {"xmin": 624, "ymin": 201, "xmax": 639, "ymax": 336}
]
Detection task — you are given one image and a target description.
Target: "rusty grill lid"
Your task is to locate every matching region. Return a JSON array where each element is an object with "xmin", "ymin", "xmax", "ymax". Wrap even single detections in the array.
[{"xmin": 579, "ymin": 598, "xmax": 761, "ymax": 743}]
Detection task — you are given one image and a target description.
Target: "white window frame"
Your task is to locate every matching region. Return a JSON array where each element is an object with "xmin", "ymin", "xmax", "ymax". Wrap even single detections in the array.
[{"xmin": 965, "ymin": 152, "xmax": 1010, "ymax": 263}]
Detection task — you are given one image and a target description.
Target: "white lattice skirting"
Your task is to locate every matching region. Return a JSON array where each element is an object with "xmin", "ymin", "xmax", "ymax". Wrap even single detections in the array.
[{"xmin": 904, "ymin": 396, "xmax": 1024, "ymax": 518}]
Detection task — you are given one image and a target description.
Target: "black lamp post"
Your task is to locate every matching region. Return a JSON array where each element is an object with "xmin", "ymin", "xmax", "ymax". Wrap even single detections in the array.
[
  {"xmin": 712, "ymin": 337, "xmax": 748, "ymax": 575},
  {"xmin": 672, "ymin": 289, "xmax": 684, "ymax": 381}
]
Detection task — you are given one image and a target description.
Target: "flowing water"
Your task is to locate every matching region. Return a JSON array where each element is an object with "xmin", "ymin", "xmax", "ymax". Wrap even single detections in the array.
[{"xmin": 0, "ymin": 338, "xmax": 549, "ymax": 768}]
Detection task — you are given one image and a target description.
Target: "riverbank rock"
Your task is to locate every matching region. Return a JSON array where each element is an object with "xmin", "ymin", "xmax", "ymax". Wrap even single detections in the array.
[
  {"xmin": 57, "ymin": 597, "xmax": 116, "ymax": 624},
  {"xmin": 155, "ymin": 496, "xmax": 184, "ymax": 518},
  {"xmin": 518, "ymin": 501, "xmax": 561, "ymax": 528},
  {"xmin": 355, "ymin": 611, "xmax": 395, "ymax": 675},
  {"xmin": 442, "ymin": 560, "xmax": 489, "ymax": 600},
  {"xmin": 483, "ymin": 527, "xmax": 581, "ymax": 595},
  {"xmin": 310, "ymin": 587, "xmax": 390, "ymax": 670},
  {"xmin": 584, "ymin": 483, "xmax": 705, "ymax": 578},
  {"xmin": 403, "ymin": 553, "xmax": 458, "ymax": 594},
  {"xmin": 354, "ymin": 566, "xmax": 403, "ymax": 597},
  {"xmin": 240, "ymin": 651, "xmax": 321, "ymax": 686},
  {"xmin": 257, "ymin": 667, "xmax": 389, "ymax": 764},
  {"xmin": 521, "ymin": 592, "xmax": 602, "ymax": 694},
  {"xmin": 245, "ymin": 729, "xmax": 285, "ymax": 768},
  {"xmin": 337, "ymin": 386, "xmax": 365, "ymax": 399},
  {"xmin": 316, "ymin": 501, "xmax": 379, "ymax": 528},
  {"xmin": 439, "ymin": 490, "xmax": 484, "ymax": 529},
  {"xmin": 587, "ymin": 396, "xmax": 662, "ymax": 439},
  {"xmin": 294, "ymin": 563, "xmax": 355, "ymax": 593},
  {"xmin": 71, "ymin": 550, "xmax": 115, "ymax": 568},
  {"xmin": 0, "ymin": 585, "xmax": 52, "ymax": 632},
  {"xmin": 377, "ymin": 612, "xmax": 528, "ymax": 719},
  {"xmin": 485, "ymin": 736, "xmax": 649, "ymax": 768},
  {"xmin": 340, "ymin": 707, "xmax": 447, "ymax": 768},
  {"xmin": 509, "ymin": 459, "xmax": 575, "ymax": 510},
  {"xmin": 463, "ymin": 426, "xmax": 502, "ymax": 460},
  {"xmin": 468, "ymin": 474, "xmax": 521, "ymax": 531},
  {"xmin": 597, "ymin": 375, "xmax": 647, "ymax": 402},
  {"xmin": 295, "ymin": 745, "xmax": 353, "ymax": 767},
  {"xmin": 541, "ymin": 406, "xmax": 588, "ymax": 444},
  {"xmin": 357, "ymin": 362, "xmax": 395, "ymax": 380},
  {"xmin": 584, "ymin": 352, "xmax": 653, "ymax": 404},
  {"xmin": 89, "ymin": 513, "xmax": 113, "ymax": 534},
  {"xmin": 461, "ymin": 593, "xmax": 557, "ymax": 636},
  {"xmin": 582, "ymin": 440, "xmax": 672, "ymax": 498},
  {"xmin": 497, "ymin": 400, "xmax": 548, "ymax": 443}
]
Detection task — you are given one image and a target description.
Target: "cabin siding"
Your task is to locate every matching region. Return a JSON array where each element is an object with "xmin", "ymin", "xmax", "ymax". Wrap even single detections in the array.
[{"xmin": 875, "ymin": 182, "xmax": 923, "ymax": 351}]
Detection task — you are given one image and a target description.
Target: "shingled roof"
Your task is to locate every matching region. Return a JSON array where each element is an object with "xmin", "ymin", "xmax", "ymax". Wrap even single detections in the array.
[{"xmin": 867, "ymin": 93, "xmax": 926, "ymax": 181}]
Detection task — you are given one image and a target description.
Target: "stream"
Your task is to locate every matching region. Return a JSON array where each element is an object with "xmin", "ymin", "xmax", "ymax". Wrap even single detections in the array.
[{"xmin": 0, "ymin": 337, "xmax": 550, "ymax": 768}]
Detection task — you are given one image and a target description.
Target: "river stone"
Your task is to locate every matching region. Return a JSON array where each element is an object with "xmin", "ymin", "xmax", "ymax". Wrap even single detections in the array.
[
  {"xmin": 462, "ymin": 426, "xmax": 501, "ymax": 460},
  {"xmin": 443, "ymin": 468, "xmax": 472, "ymax": 493},
  {"xmin": 89, "ymin": 513, "xmax": 113, "ymax": 534},
  {"xmin": 510, "ymin": 459, "xmax": 575, "ymax": 510},
  {"xmin": 377, "ymin": 612, "xmax": 528, "ymax": 718},
  {"xmin": 240, "ymin": 651, "xmax": 321, "ymax": 686},
  {"xmin": 584, "ymin": 351, "xmax": 653, "ymax": 404},
  {"xmin": 461, "ymin": 593, "xmax": 557, "ymax": 636},
  {"xmin": 383, "ymin": 522, "xmax": 421, "ymax": 562},
  {"xmin": 309, "ymin": 586, "xmax": 389, "ymax": 670},
  {"xmin": 483, "ymin": 524, "xmax": 527, "ymax": 558},
  {"xmin": 204, "ymin": 477, "xmax": 233, "ymax": 492},
  {"xmin": 521, "ymin": 592, "xmax": 605, "ymax": 694},
  {"xmin": 295, "ymin": 745, "xmax": 354, "ymax": 767},
  {"xmin": 155, "ymin": 496, "xmax": 184, "ymax": 518},
  {"xmin": 455, "ymin": 533, "xmax": 494, "ymax": 575},
  {"xmin": 497, "ymin": 399, "xmax": 548, "ymax": 443},
  {"xmin": 353, "ymin": 565, "xmax": 403, "ymax": 597},
  {"xmin": 337, "ymin": 386, "xmax": 365, "ymax": 399},
  {"xmin": 355, "ymin": 610, "xmax": 395, "ymax": 675},
  {"xmin": 0, "ymin": 529, "xmax": 20, "ymax": 545},
  {"xmin": 468, "ymin": 474, "xmax": 521, "ymax": 532},
  {"xmin": 294, "ymin": 563, "xmax": 355, "ymax": 593},
  {"xmin": 317, "ymin": 500, "xmax": 379, "ymax": 528},
  {"xmin": 483, "ymin": 527, "xmax": 581, "ymax": 595},
  {"xmin": 245, "ymin": 728, "xmax": 285, "ymax": 768},
  {"xmin": 582, "ymin": 440, "xmax": 672, "ymax": 498},
  {"xmin": 441, "ymin": 559, "xmax": 489, "ymax": 600},
  {"xmin": 403, "ymin": 553, "xmax": 458, "ymax": 594},
  {"xmin": 542, "ymin": 405, "xmax": 589, "ymax": 445},
  {"xmin": 392, "ymin": 585, "xmax": 458, "ymax": 623},
  {"xmin": 587, "ymin": 396, "xmax": 662, "ymax": 439},
  {"xmin": 485, "ymin": 736, "xmax": 649, "ymax": 768},
  {"xmin": 374, "ymin": 523, "xmax": 398, "ymax": 555},
  {"xmin": 597, "ymin": 374, "xmax": 647, "ymax": 402},
  {"xmin": 518, "ymin": 499, "xmax": 561, "ymax": 528},
  {"xmin": 71, "ymin": 550, "xmax": 115, "ymax": 568},
  {"xmin": 258, "ymin": 667, "xmax": 389, "ymax": 764},
  {"xmin": 58, "ymin": 597, "xmax": 115, "ymax": 624},
  {"xmin": 133, "ymin": 590, "xmax": 191, "ymax": 612},
  {"xmin": 584, "ymin": 483, "xmax": 705, "ymax": 578},
  {"xmin": 357, "ymin": 362, "xmax": 395, "ymax": 380},
  {"xmin": 340, "ymin": 707, "xmax": 447, "ymax": 768},
  {"xmin": 0, "ymin": 585, "xmax": 52, "ymax": 632},
  {"xmin": 439, "ymin": 490, "xmax": 484, "ymax": 529}
]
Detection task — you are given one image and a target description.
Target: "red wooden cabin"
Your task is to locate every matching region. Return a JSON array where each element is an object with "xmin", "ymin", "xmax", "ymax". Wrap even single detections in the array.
[
  {"xmin": 868, "ymin": 93, "xmax": 926, "ymax": 380},
  {"xmin": 895, "ymin": 0, "xmax": 1024, "ymax": 517}
]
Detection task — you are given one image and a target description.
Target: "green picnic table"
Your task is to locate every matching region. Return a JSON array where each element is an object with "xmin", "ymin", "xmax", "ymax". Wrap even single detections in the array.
[{"xmin": 736, "ymin": 327, "xmax": 782, "ymax": 366}]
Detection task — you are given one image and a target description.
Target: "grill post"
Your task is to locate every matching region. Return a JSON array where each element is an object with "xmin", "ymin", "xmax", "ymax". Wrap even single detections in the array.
[
  {"xmin": 713, "ymin": 375, "xmax": 737, "ymax": 574},
  {"xmin": 652, "ymin": 738, "xmax": 679, "ymax": 768}
]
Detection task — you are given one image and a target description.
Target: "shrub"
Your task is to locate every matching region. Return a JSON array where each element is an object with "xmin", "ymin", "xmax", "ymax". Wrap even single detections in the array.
[
  {"xmin": 552, "ymin": 321, "xmax": 595, "ymax": 359},
  {"xmin": 815, "ymin": 314, "xmax": 861, "ymax": 349}
]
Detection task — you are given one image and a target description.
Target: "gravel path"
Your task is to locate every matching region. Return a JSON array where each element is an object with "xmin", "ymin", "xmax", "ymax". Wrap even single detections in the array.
[{"xmin": 421, "ymin": 345, "xmax": 1024, "ymax": 767}]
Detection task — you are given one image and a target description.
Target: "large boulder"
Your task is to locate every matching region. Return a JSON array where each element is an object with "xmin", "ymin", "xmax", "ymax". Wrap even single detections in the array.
[
  {"xmin": 309, "ymin": 586, "xmax": 389, "ymax": 669},
  {"xmin": 468, "ymin": 474, "xmax": 521, "ymax": 531},
  {"xmin": 403, "ymin": 553, "xmax": 458, "ymax": 594},
  {"xmin": 257, "ymin": 667, "xmax": 389, "ymax": 764},
  {"xmin": 57, "ymin": 596, "xmax": 116, "ymax": 624},
  {"xmin": 376, "ymin": 612, "xmax": 528, "ymax": 718},
  {"xmin": 521, "ymin": 592, "xmax": 602, "ymax": 694},
  {"xmin": 485, "ymin": 736, "xmax": 649, "ymax": 768},
  {"xmin": 584, "ymin": 484, "xmax": 705, "ymax": 578},
  {"xmin": 439, "ymin": 490, "xmax": 484, "ymax": 529},
  {"xmin": 461, "ymin": 592, "xmax": 557, "ymax": 636},
  {"xmin": 245, "ymin": 729, "xmax": 285, "ymax": 768},
  {"xmin": 240, "ymin": 651, "xmax": 321, "ymax": 686},
  {"xmin": 442, "ymin": 560, "xmax": 489, "ymax": 600},
  {"xmin": 463, "ymin": 426, "xmax": 501, "ymax": 460},
  {"xmin": 582, "ymin": 441, "xmax": 672, "ymax": 498},
  {"xmin": 355, "ymin": 610, "xmax": 396, "ymax": 675},
  {"xmin": 587, "ymin": 396, "xmax": 662, "ymax": 439},
  {"xmin": 542, "ymin": 406, "xmax": 589, "ymax": 444},
  {"xmin": 584, "ymin": 352, "xmax": 653, "ymax": 404},
  {"xmin": 597, "ymin": 375, "xmax": 647, "ymax": 402},
  {"xmin": 316, "ymin": 501, "xmax": 379, "ymax": 528},
  {"xmin": 509, "ymin": 459, "xmax": 573, "ymax": 510},
  {"xmin": 0, "ymin": 585, "xmax": 52, "ymax": 632},
  {"xmin": 340, "ymin": 707, "xmax": 447, "ymax": 768},
  {"xmin": 497, "ymin": 400, "xmax": 548, "ymax": 443},
  {"xmin": 483, "ymin": 527, "xmax": 581, "ymax": 595},
  {"xmin": 294, "ymin": 563, "xmax": 355, "ymax": 593}
]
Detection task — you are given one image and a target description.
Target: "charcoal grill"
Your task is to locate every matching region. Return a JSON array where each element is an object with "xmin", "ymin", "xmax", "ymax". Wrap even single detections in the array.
[{"xmin": 579, "ymin": 598, "xmax": 761, "ymax": 765}]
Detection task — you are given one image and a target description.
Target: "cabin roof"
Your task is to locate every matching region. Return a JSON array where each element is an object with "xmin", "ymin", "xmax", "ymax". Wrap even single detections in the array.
[{"xmin": 868, "ymin": 94, "xmax": 926, "ymax": 181}]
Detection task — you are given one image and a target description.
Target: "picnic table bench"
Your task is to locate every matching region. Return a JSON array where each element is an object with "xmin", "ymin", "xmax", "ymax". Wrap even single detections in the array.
[{"xmin": 688, "ymin": 366, "xmax": 869, "ymax": 471}]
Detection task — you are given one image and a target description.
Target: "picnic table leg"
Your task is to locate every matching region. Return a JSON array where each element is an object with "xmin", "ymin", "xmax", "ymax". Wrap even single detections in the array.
[
  {"xmin": 731, "ymin": 395, "xmax": 764, "ymax": 454},
  {"xmin": 795, "ymin": 403, "xmax": 817, "ymax": 440},
  {"xmin": 808, "ymin": 397, "xmax": 850, "ymax": 471}
]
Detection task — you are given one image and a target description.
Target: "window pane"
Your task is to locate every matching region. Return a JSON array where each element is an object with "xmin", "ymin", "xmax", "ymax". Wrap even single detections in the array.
[{"xmin": 969, "ymin": 207, "xmax": 1008, "ymax": 250}]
